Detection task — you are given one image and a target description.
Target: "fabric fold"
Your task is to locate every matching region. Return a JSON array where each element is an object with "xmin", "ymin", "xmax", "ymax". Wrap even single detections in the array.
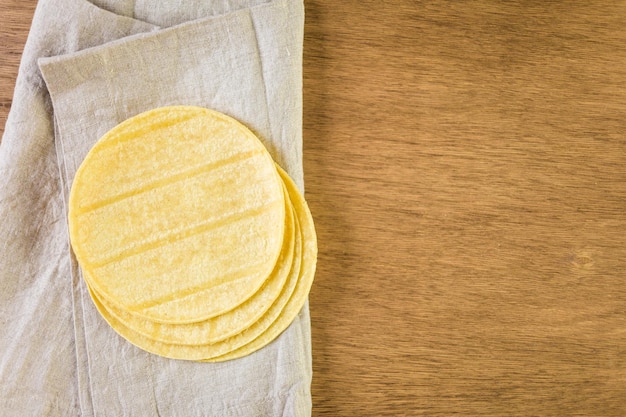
[{"xmin": 0, "ymin": 0, "xmax": 310, "ymax": 415}]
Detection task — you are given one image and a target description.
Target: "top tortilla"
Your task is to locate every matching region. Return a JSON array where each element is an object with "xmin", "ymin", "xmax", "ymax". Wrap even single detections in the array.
[{"xmin": 69, "ymin": 106, "xmax": 286, "ymax": 324}]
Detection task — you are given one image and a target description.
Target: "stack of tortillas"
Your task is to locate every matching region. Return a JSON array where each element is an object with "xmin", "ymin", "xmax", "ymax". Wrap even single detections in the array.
[{"xmin": 68, "ymin": 105, "xmax": 317, "ymax": 362}]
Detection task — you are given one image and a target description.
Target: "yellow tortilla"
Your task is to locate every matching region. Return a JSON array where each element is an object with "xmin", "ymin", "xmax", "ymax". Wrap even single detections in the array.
[{"xmin": 69, "ymin": 106, "xmax": 286, "ymax": 323}]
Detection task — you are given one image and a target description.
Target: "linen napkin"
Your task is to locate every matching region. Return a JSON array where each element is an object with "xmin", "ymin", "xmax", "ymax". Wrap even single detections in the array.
[{"xmin": 0, "ymin": 0, "xmax": 311, "ymax": 415}]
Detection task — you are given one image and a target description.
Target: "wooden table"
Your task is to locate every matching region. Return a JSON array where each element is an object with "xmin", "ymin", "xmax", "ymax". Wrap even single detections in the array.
[{"xmin": 2, "ymin": 1, "xmax": 626, "ymax": 415}]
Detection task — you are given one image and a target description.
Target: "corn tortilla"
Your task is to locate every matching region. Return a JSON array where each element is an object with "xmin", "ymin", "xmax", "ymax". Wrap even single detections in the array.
[{"xmin": 69, "ymin": 106, "xmax": 286, "ymax": 324}]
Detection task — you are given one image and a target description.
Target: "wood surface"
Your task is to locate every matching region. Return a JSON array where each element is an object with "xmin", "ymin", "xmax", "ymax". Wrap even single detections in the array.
[{"xmin": 2, "ymin": 1, "xmax": 626, "ymax": 416}]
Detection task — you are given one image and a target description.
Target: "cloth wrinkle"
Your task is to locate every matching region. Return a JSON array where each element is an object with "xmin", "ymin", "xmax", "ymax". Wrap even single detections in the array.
[{"xmin": 248, "ymin": 8, "xmax": 278, "ymax": 163}]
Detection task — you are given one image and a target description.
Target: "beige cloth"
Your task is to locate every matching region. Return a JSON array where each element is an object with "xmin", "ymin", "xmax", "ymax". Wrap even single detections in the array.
[{"xmin": 0, "ymin": 0, "xmax": 311, "ymax": 415}]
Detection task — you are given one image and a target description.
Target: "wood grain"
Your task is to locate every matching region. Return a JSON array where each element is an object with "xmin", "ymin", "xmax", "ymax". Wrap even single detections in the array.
[
  {"xmin": 303, "ymin": 1, "xmax": 626, "ymax": 415},
  {"xmin": 2, "ymin": 1, "xmax": 626, "ymax": 415},
  {"xmin": 0, "ymin": 1, "xmax": 35, "ymax": 137}
]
